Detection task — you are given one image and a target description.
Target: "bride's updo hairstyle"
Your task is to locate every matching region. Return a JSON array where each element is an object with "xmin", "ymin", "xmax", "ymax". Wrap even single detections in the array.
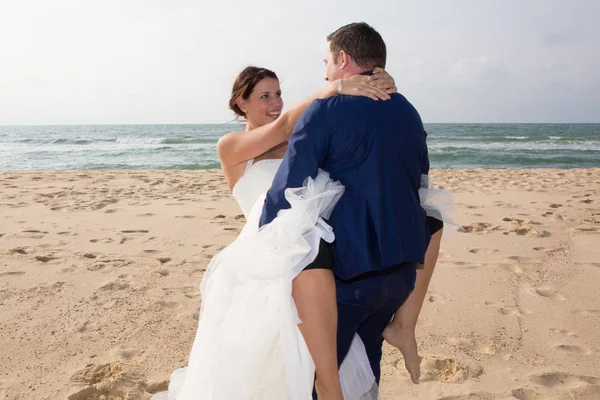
[{"xmin": 229, "ymin": 66, "xmax": 279, "ymax": 119}]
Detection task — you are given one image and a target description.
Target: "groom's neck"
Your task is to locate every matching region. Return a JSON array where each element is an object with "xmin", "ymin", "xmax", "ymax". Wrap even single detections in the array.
[{"xmin": 342, "ymin": 65, "xmax": 370, "ymax": 79}]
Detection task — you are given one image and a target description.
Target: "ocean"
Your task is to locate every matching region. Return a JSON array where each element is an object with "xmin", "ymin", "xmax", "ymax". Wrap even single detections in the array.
[{"xmin": 0, "ymin": 124, "xmax": 598, "ymax": 170}]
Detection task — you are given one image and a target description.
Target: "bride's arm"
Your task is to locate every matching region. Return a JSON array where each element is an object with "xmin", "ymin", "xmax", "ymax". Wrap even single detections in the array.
[{"xmin": 217, "ymin": 68, "xmax": 396, "ymax": 167}]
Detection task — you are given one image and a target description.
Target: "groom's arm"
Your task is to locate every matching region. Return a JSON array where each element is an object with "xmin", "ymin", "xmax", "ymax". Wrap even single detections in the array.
[
  {"xmin": 259, "ymin": 100, "xmax": 329, "ymax": 227},
  {"xmin": 423, "ymin": 130, "xmax": 431, "ymax": 176}
]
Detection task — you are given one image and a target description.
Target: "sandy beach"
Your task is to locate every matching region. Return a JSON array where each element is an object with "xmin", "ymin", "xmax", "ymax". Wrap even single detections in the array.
[{"xmin": 1, "ymin": 168, "xmax": 599, "ymax": 400}]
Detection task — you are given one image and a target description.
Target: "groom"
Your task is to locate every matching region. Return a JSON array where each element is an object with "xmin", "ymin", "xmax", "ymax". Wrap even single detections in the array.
[{"xmin": 260, "ymin": 22, "xmax": 431, "ymax": 396}]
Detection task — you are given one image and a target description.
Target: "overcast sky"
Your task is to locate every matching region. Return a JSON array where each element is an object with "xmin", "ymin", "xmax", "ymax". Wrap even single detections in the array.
[{"xmin": 1, "ymin": 0, "xmax": 599, "ymax": 125}]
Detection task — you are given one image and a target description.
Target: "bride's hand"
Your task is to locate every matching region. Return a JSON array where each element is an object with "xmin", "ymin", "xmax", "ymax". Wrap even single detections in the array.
[
  {"xmin": 331, "ymin": 67, "xmax": 397, "ymax": 101},
  {"xmin": 369, "ymin": 67, "xmax": 397, "ymax": 94},
  {"xmin": 333, "ymin": 75, "xmax": 391, "ymax": 101}
]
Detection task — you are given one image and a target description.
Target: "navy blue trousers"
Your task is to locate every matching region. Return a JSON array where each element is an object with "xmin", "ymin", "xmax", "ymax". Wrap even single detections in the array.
[
  {"xmin": 312, "ymin": 262, "xmax": 416, "ymax": 398},
  {"xmin": 335, "ymin": 263, "xmax": 417, "ymax": 383}
]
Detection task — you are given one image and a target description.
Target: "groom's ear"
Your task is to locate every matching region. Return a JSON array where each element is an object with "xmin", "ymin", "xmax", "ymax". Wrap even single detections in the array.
[{"xmin": 339, "ymin": 50, "xmax": 350, "ymax": 70}]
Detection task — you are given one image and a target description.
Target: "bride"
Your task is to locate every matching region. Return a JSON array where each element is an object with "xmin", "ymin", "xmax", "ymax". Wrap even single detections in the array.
[{"xmin": 154, "ymin": 66, "xmax": 397, "ymax": 400}]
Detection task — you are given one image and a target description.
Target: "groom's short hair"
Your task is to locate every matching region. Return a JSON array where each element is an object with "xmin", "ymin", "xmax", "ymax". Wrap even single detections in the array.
[{"xmin": 327, "ymin": 22, "xmax": 386, "ymax": 69}]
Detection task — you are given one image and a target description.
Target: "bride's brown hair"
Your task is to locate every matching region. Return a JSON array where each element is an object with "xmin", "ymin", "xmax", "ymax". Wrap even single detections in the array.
[{"xmin": 229, "ymin": 66, "xmax": 279, "ymax": 118}]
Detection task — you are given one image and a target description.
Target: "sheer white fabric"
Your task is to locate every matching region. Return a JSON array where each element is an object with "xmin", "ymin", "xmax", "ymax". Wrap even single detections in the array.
[
  {"xmin": 153, "ymin": 160, "xmax": 377, "ymax": 400},
  {"xmin": 419, "ymin": 174, "xmax": 461, "ymax": 237}
]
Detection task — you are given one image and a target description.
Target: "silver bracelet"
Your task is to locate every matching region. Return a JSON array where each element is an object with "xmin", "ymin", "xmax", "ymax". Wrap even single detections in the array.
[{"xmin": 337, "ymin": 80, "xmax": 343, "ymax": 95}]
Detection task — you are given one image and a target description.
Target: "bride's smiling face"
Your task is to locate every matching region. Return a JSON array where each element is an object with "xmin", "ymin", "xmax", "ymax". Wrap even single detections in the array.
[{"xmin": 239, "ymin": 77, "xmax": 283, "ymax": 129}]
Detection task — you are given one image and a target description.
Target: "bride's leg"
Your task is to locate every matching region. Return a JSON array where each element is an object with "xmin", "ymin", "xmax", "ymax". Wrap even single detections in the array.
[
  {"xmin": 292, "ymin": 243, "xmax": 343, "ymax": 400},
  {"xmin": 383, "ymin": 227, "xmax": 443, "ymax": 384}
]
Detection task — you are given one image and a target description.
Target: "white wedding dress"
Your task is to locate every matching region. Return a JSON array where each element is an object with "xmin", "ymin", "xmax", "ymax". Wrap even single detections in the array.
[{"xmin": 153, "ymin": 159, "xmax": 378, "ymax": 400}]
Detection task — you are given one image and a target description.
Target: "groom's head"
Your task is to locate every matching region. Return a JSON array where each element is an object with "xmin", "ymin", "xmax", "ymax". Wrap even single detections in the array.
[{"xmin": 324, "ymin": 22, "xmax": 386, "ymax": 82}]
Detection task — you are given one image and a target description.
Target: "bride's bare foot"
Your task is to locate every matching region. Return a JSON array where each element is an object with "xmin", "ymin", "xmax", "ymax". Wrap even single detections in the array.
[{"xmin": 383, "ymin": 324, "xmax": 421, "ymax": 384}]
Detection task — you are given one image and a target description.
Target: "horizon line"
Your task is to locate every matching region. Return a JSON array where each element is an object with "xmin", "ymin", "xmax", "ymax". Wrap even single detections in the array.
[{"xmin": 2, "ymin": 122, "xmax": 600, "ymax": 127}]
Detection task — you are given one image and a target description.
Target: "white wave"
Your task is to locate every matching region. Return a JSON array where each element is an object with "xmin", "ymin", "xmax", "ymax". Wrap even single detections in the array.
[{"xmin": 429, "ymin": 140, "xmax": 600, "ymax": 152}]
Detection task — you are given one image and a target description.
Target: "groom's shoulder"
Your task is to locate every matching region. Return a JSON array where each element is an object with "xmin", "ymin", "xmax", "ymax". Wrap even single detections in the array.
[
  {"xmin": 319, "ymin": 92, "xmax": 421, "ymax": 118},
  {"xmin": 316, "ymin": 95, "xmax": 376, "ymax": 118}
]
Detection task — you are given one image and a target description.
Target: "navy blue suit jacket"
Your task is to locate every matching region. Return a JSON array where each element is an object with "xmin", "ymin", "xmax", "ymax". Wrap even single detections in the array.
[{"xmin": 259, "ymin": 88, "xmax": 431, "ymax": 281}]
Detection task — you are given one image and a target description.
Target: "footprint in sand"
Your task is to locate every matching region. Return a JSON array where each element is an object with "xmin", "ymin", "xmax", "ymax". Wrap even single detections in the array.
[
  {"xmin": 570, "ymin": 227, "xmax": 599, "ymax": 235},
  {"xmin": 147, "ymin": 381, "xmax": 170, "ymax": 397},
  {"xmin": 530, "ymin": 372, "xmax": 599, "ymax": 388},
  {"xmin": 110, "ymin": 346, "xmax": 141, "ymax": 361},
  {"xmin": 427, "ymin": 292, "xmax": 446, "ymax": 304},
  {"xmin": 554, "ymin": 344, "xmax": 591, "ymax": 355},
  {"xmin": 68, "ymin": 362, "xmax": 146, "ymax": 400},
  {"xmin": 549, "ymin": 328, "xmax": 577, "ymax": 337},
  {"xmin": 9, "ymin": 247, "xmax": 27, "ymax": 255},
  {"xmin": 485, "ymin": 300, "xmax": 520, "ymax": 316},
  {"xmin": 178, "ymin": 285, "xmax": 200, "ymax": 299},
  {"xmin": 184, "ymin": 291, "xmax": 200, "ymax": 299},
  {"xmin": 438, "ymin": 394, "xmax": 495, "ymax": 400},
  {"xmin": 511, "ymin": 388, "xmax": 543, "ymax": 400},
  {"xmin": 156, "ymin": 300, "xmax": 181, "ymax": 310},
  {"xmin": 468, "ymin": 213, "xmax": 485, "ymax": 217},
  {"xmin": 498, "ymin": 307, "xmax": 520, "ymax": 316},
  {"xmin": 121, "ymin": 229, "xmax": 149, "ymax": 234},
  {"xmin": 468, "ymin": 248, "xmax": 498, "ymax": 254},
  {"xmin": 499, "ymin": 263, "xmax": 524, "ymax": 275},
  {"xmin": 90, "ymin": 237, "xmax": 114, "ymax": 244},
  {"xmin": 175, "ymin": 215, "xmax": 196, "ymax": 219},
  {"xmin": 99, "ymin": 276, "xmax": 131, "ymax": 291},
  {"xmin": 461, "ymin": 223, "xmax": 501, "ymax": 234},
  {"xmin": 35, "ymin": 255, "xmax": 59, "ymax": 263},
  {"xmin": 420, "ymin": 357, "xmax": 483, "ymax": 383},
  {"xmin": 137, "ymin": 213, "xmax": 156, "ymax": 217},
  {"xmin": 0, "ymin": 271, "xmax": 26, "ymax": 277},
  {"xmin": 89, "ymin": 199, "xmax": 119, "ymax": 210},
  {"xmin": 505, "ymin": 227, "xmax": 551, "ymax": 238},
  {"xmin": 541, "ymin": 211, "xmax": 563, "ymax": 220},
  {"xmin": 549, "ymin": 203, "xmax": 563, "ymax": 209},
  {"xmin": 528, "ymin": 286, "xmax": 565, "ymax": 301},
  {"xmin": 446, "ymin": 337, "xmax": 494, "ymax": 356},
  {"xmin": 17, "ymin": 230, "xmax": 46, "ymax": 239},
  {"xmin": 506, "ymin": 255, "xmax": 530, "ymax": 262},
  {"xmin": 509, "ymin": 218, "xmax": 541, "ymax": 226},
  {"xmin": 451, "ymin": 261, "xmax": 478, "ymax": 269},
  {"xmin": 461, "ymin": 204, "xmax": 482, "ymax": 209}
]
